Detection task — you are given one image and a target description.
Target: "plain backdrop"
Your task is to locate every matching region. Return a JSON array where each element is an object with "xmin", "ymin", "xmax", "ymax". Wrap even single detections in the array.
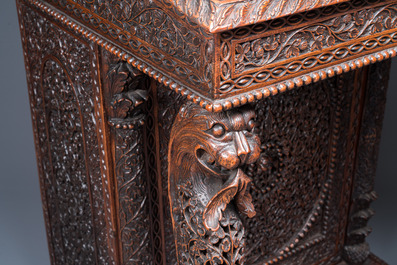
[{"xmin": 0, "ymin": 1, "xmax": 396, "ymax": 264}]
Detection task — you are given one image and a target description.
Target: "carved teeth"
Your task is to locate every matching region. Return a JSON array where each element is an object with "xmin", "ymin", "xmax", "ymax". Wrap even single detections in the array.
[{"xmin": 198, "ymin": 149, "xmax": 231, "ymax": 173}]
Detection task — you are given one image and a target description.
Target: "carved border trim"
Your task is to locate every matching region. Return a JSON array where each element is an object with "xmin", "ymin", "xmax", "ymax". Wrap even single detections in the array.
[
  {"xmin": 17, "ymin": 2, "xmax": 57, "ymax": 263},
  {"xmin": 166, "ymin": 0, "xmax": 348, "ymax": 33},
  {"xmin": 217, "ymin": 0, "xmax": 397, "ymax": 96},
  {"xmin": 42, "ymin": 0, "xmax": 214, "ymax": 95},
  {"xmin": 24, "ymin": 0, "xmax": 397, "ymax": 113},
  {"xmin": 91, "ymin": 45, "xmax": 119, "ymax": 265}
]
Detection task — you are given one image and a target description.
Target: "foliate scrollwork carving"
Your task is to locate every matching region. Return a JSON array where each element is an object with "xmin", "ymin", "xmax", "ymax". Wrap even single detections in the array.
[
  {"xmin": 103, "ymin": 51, "xmax": 153, "ymax": 264},
  {"xmin": 107, "ymin": 60, "xmax": 149, "ymax": 128},
  {"xmin": 167, "ymin": 0, "xmax": 346, "ymax": 32},
  {"xmin": 218, "ymin": 0, "xmax": 397, "ymax": 96},
  {"xmin": 42, "ymin": 0, "xmax": 214, "ymax": 95},
  {"xmin": 18, "ymin": 3, "xmax": 117, "ymax": 264},
  {"xmin": 168, "ymin": 102, "xmax": 261, "ymax": 264}
]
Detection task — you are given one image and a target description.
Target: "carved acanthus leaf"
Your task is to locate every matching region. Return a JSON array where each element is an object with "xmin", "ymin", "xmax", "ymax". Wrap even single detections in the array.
[
  {"xmin": 204, "ymin": 169, "xmax": 256, "ymax": 231},
  {"xmin": 107, "ymin": 61, "xmax": 149, "ymax": 127}
]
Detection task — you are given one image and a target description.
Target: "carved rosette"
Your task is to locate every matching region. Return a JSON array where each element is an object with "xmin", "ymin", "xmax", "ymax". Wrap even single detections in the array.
[{"xmin": 168, "ymin": 102, "xmax": 261, "ymax": 264}]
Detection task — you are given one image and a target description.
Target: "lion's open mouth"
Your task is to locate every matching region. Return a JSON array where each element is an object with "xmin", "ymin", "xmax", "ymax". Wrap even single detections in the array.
[{"xmin": 196, "ymin": 148, "xmax": 230, "ymax": 175}]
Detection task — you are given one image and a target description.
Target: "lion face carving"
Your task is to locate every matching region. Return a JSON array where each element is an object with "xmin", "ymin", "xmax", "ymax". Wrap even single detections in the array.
[
  {"xmin": 196, "ymin": 110, "xmax": 260, "ymax": 175},
  {"xmin": 168, "ymin": 102, "xmax": 261, "ymax": 264},
  {"xmin": 170, "ymin": 102, "xmax": 260, "ymax": 177}
]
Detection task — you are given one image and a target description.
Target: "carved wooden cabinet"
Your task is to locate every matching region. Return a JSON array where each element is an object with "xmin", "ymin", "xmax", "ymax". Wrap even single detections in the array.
[{"xmin": 16, "ymin": 0, "xmax": 395, "ymax": 264}]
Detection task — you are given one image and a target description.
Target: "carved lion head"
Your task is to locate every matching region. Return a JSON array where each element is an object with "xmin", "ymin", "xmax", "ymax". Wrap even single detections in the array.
[{"xmin": 169, "ymin": 102, "xmax": 261, "ymax": 179}]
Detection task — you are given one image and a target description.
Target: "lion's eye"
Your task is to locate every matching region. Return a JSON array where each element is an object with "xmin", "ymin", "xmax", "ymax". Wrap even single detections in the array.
[
  {"xmin": 212, "ymin": 124, "xmax": 226, "ymax": 137},
  {"xmin": 247, "ymin": 120, "xmax": 256, "ymax": 131}
]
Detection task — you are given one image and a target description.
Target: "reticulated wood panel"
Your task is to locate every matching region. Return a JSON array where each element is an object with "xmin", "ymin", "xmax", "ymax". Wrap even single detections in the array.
[{"xmin": 155, "ymin": 66, "xmax": 385, "ymax": 264}]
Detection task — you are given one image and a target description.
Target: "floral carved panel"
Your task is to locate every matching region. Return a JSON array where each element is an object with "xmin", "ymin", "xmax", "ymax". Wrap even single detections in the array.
[
  {"xmin": 18, "ymin": 2, "xmax": 117, "ymax": 264},
  {"xmin": 217, "ymin": 0, "xmax": 397, "ymax": 97}
]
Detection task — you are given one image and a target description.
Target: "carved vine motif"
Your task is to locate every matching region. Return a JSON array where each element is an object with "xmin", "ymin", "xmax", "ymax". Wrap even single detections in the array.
[
  {"xmin": 168, "ymin": 0, "xmax": 346, "ymax": 32},
  {"xmin": 218, "ymin": 0, "xmax": 397, "ymax": 94},
  {"xmin": 42, "ymin": 0, "xmax": 214, "ymax": 94},
  {"xmin": 107, "ymin": 60, "xmax": 149, "ymax": 128},
  {"xmin": 104, "ymin": 52, "xmax": 155, "ymax": 264},
  {"xmin": 169, "ymin": 102, "xmax": 261, "ymax": 264},
  {"xmin": 19, "ymin": 3, "xmax": 116, "ymax": 264},
  {"xmin": 234, "ymin": 4, "xmax": 396, "ymax": 74},
  {"xmin": 113, "ymin": 125, "xmax": 153, "ymax": 264}
]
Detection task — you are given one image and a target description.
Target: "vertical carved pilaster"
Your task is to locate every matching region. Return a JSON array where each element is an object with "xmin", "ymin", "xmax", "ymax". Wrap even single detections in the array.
[
  {"xmin": 342, "ymin": 60, "xmax": 391, "ymax": 264},
  {"xmin": 168, "ymin": 102, "xmax": 261, "ymax": 264},
  {"xmin": 104, "ymin": 56, "xmax": 153, "ymax": 264}
]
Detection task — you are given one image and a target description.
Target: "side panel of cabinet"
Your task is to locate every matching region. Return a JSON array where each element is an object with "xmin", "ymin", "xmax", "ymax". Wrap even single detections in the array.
[{"xmin": 17, "ymin": 2, "xmax": 118, "ymax": 264}]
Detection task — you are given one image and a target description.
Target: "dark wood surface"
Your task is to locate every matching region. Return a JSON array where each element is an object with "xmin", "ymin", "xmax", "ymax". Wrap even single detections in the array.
[
  {"xmin": 17, "ymin": 0, "xmax": 397, "ymax": 110},
  {"xmin": 15, "ymin": 0, "xmax": 397, "ymax": 264}
]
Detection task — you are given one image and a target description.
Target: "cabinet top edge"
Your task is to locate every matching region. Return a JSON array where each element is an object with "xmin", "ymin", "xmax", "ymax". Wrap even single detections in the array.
[{"xmin": 164, "ymin": 0, "xmax": 350, "ymax": 33}]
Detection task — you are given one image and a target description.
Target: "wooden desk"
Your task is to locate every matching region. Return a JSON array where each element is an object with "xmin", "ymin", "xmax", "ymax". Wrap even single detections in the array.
[{"xmin": 16, "ymin": 0, "xmax": 395, "ymax": 264}]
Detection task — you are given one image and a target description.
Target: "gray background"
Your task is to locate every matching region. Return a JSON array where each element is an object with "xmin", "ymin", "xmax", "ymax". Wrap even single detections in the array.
[{"xmin": 0, "ymin": 1, "xmax": 396, "ymax": 264}]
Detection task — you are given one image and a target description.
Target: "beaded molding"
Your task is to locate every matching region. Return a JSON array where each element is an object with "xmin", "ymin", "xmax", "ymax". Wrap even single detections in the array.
[{"xmin": 25, "ymin": 0, "xmax": 397, "ymax": 112}]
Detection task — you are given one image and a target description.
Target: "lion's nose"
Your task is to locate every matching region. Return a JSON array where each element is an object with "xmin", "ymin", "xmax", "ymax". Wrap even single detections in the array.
[{"xmin": 234, "ymin": 131, "xmax": 250, "ymax": 164}]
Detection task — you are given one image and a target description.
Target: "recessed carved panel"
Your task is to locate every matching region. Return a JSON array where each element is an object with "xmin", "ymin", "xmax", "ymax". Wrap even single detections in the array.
[
  {"xmin": 238, "ymin": 70, "xmax": 367, "ymax": 264},
  {"xmin": 18, "ymin": 3, "xmax": 116, "ymax": 264},
  {"xmin": 244, "ymin": 80, "xmax": 332, "ymax": 264}
]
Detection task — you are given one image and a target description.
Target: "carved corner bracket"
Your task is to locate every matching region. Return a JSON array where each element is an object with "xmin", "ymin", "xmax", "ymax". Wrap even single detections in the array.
[
  {"xmin": 107, "ymin": 61, "xmax": 149, "ymax": 129},
  {"xmin": 168, "ymin": 102, "xmax": 261, "ymax": 264}
]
